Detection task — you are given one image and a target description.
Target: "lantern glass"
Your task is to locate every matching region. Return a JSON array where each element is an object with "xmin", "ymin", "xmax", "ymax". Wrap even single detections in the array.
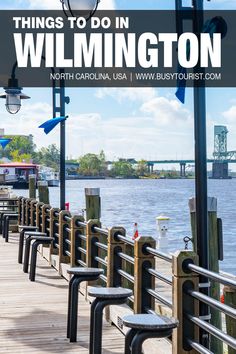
[{"xmin": 6, "ymin": 93, "xmax": 21, "ymax": 114}]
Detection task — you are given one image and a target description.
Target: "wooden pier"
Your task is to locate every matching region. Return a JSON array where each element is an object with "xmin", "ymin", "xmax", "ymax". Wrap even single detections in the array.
[{"xmin": 0, "ymin": 232, "xmax": 171, "ymax": 354}]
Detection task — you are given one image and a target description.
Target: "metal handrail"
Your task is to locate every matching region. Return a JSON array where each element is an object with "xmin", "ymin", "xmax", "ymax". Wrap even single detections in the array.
[
  {"xmin": 145, "ymin": 246, "xmax": 172, "ymax": 263},
  {"xmin": 146, "ymin": 288, "xmax": 173, "ymax": 309},
  {"xmin": 187, "ymin": 339, "xmax": 213, "ymax": 354},
  {"xmin": 94, "ymin": 256, "xmax": 107, "ymax": 267},
  {"xmin": 116, "ymin": 234, "xmax": 134, "ymax": 246},
  {"xmin": 94, "ymin": 241, "xmax": 108, "ymax": 252},
  {"xmin": 117, "ymin": 252, "xmax": 135, "ymax": 265},
  {"xmin": 77, "ymin": 234, "xmax": 87, "ymax": 242},
  {"xmin": 117, "ymin": 269, "xmax": 135, "ymax": 283},
  {"xmin": 188, "ymin": 263, "xmax": 236, "ymax": 289},
  {"xmin": 187, "ymin": 313, "xmax": 236, "ymax": 350},
  {"xmin": 188, "ymin": 289, "xmax": 236, "ymax": 320},
  {"xmin": 93, "ymin": 226, "xmax": 109, "ymax": 236},
  {"xmin": 100, "ymin": 274, "xmax": 107, "ymax": 283},
  {"xmin": 64, "ymin": 215, "xmax": 72, "ymax": 222},
  {"xmin": 77, "ymin": 246, "xmax": 87, "ymax": 255},
  {"xmin": 146, "ymin": 268, "xmax": 172, "ymax": 286},
  {"xmin": 76, "ymin": 220, "xmax": 87, "ymax": 228},
  {"xmin": 77, "ymin": 259, "xmax": 86, "ymax": 267}
]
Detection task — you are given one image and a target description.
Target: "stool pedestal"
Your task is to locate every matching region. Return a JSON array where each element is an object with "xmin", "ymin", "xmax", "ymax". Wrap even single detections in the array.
[
  {"xmin": 66, "ymin": 267, "xmax": 104, "ymax": 343},
  {"xmin": 88, "ymin": 287, "xmax": 133, "ymax": 354}
]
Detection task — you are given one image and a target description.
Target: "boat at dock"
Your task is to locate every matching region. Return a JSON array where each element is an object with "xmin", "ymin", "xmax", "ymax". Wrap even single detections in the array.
[{"xmin": 0, "ymin": 162, "xmax": 39, "ymax": 189}]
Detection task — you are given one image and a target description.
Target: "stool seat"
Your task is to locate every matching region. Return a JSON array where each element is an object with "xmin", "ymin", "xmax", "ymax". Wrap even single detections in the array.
[
  {"xmin": 25, "ymin": 231, "xmax": 47, "ymax": 237},
  {"xmin": 67, "ymin": 267, "xmax": 104, "ymax": 276},
  {"xmin": 123, "ymin": 314, "xmax": 178, "ymax": 330},
  {"xmin": 88, "ymin": 287, "xmax": 133, "ymax": 299}
]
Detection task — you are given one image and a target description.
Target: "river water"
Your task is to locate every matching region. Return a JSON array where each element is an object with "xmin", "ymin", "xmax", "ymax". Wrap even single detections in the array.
[{"xmin": 16, "ymin": 178, "xmax": 236, "ymax": 275}]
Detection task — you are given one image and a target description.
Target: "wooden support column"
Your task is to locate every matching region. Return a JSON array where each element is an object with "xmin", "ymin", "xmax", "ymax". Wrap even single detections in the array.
[
  {"xmin": 134, "ymin": 236, "xmax": 156, "ymax": 314},
  {"xmin": 29, "ymin": 174, "xmax": 36, "ymax": 199},
  {"xmin": 38, "ymin": 181, "xmax": 50, "ymax": 204},
  {"xmin": 189, "ymin": 197, "xmax": 223, "ymax": 353},
  {"xmin": 86, "ymin": 219, "xmax": 101, "ymax": 268},
  {"xmin": 36, "ymin": 202, "xmax": 44, "ymax": 232},
  {"xmin": 172, "ymin": 250, "xmax": 199, "ymax": 354},
  {"xmin": 29, "ymin": 200, "xmax": 37, "ymax": 226},
  {"xmin": 85, "ymin": 188, "xmax": 101, "ymax": 221},
  {"xmin": 107, "ymin": 227, "xmax": 126, "ymax": 288},
  {"xmin": 70, "ymin": 215, "xmax": 85, "ymax": 267},
  {"xmin": 58, "ymin": 210, "xmax": 71, "ymax": 267}
]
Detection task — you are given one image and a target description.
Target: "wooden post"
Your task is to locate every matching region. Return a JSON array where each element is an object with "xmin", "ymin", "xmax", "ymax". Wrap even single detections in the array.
[
  {"xmin": 86, "ymin": 219, "xmax": 101, "ymax": 268},
  {"xmin": 224, "ymin": 286, "xmax": 236, "ymax": 354},
  {"xmin": 18, "ymin": 197, "xmax": 23, "ymax": 225},
  {"xmin": 36, "ymin": 202, "xmax": 44, "ymax": 232},
  {"xmin": 21, "ymin": 198, "xmax": 26, "ymax": 226},
  {"xmin": 172, "ymin": 250, "xmax": 199, "ymax": 354},
  {"xmin": 70, "ymin": 215, "xmax": 86, "ymax": 267},
  {"xmin": 29, "ymin": 174, "xmax": 36, "ymax": 199},
  {"xmin": 85, "ymin": 188, "xmax": 101, "ymax": 221},
  {"xmin": 40, "ymin": 204, "xmax": 51, "ymax": 260},
  {"xmin": 189, "ymin": 197, "xmax": 222, "ymax": 353},
  {"xmin": 58, "ymin": 210, "xmax": 71, "ymax": 267},
  {"xmin": 86, "ymin": 219, "xmax": 102, "ymax": 290},
  {"xmin": 107, "ymin": 227, "xmax": 126, "ymax": 288},
  {"xmin": 49, "ymin": 208, "xmax": 60, "ymax": 265},
  {"xmin": 30, "ymin": 200, "xmax": 38, "ymax": 226},
  {"xmin": 25, "ymin": 198, "xmax": 34, "ymax": 226},
  {"xmin": 134, "ymin": 236, "xmax": 156, "ymax": 314},
  {"xmin": 38, "ymin": 181, "xmax": 50, "ymax": 204}
]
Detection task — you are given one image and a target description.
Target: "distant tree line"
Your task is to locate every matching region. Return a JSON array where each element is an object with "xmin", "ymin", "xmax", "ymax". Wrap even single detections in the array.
[{"xmin": 0, "ymin": 136, "xmax": 183, "ymax": 178}]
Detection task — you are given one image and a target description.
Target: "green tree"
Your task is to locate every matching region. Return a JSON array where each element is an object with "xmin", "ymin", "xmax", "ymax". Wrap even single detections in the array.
[
  {"xmin": 34, "ymin": 144, "xmax": 60, "ymax": 170},
  {"xmin": 79, "ymin": 151, "xmax": 107, "ymax": 176},
  {"xmin": 136, "ymin": 160, "xmax": 148, "ymax": 176},
  {"xmin": 2, "ymin": 135, "xmax": 36, "ymax": 160},
  {"xmin": 10, "ymin": 150, "xmax": 32, "ymax": 163},
  {"xmin": 110, "ymin": 160, "xmax": 135, "ymax": 178}
]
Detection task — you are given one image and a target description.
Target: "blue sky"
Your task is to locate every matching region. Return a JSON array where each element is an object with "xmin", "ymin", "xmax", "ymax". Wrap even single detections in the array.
[{"xmin": 1, "ymin": 0, "xmax": 236, "ymax": 166}]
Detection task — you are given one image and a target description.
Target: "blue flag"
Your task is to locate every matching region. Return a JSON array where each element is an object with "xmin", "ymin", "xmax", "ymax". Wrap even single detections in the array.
[
  {"xmin": 39, "ymin": 116, "xmax": 68, "ymax": 135},
  {"xmin": 0, "ymin": 138, "xmax": 12, "ymax": 149},
  {"xmin": 175, "ymin": 16, "xmax": 227, "ymax": 104}
]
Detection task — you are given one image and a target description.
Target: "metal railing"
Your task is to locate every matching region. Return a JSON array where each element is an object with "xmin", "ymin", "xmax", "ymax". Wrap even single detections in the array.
[
  {"xmin": 18, "ymin": 197, "xmax": 236, "ymax": 354},
  {"xmin": 184, "ymin": 261, "xmax": 236, "ymax": 353}
]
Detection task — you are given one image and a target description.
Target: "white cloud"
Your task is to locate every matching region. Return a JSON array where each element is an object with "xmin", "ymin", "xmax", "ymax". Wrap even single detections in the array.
[
  {"xmin": 96, "ymin": 87, "xmax": 157, "ymax": 103},
  {"xmin": 141, "ymin": 97, "xmax": 191, "ymax": 126},
  {"xmin": 223, "ymin": 105, "xmax": 236, "ymax": 123},
  {"xmin": 0, "ymin": 95, "xmax": 195, "ymax": 161}
]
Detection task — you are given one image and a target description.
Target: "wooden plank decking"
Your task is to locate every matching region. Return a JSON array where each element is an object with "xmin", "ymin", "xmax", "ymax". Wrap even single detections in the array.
[{"xmin": 0, "ymin": 233, "xmax": 172, "ymax": 354}]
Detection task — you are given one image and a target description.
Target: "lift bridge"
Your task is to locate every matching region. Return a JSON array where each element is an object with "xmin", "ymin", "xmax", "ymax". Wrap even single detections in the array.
[{"xmin": 146, "ymin": 125, "xmax": 236, "ymax": 179}]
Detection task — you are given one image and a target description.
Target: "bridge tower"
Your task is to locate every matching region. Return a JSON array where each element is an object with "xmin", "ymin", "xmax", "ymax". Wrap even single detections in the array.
[{"xmin": 212, "ymin": 126, "xmax": 229, "ymax": 178}]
